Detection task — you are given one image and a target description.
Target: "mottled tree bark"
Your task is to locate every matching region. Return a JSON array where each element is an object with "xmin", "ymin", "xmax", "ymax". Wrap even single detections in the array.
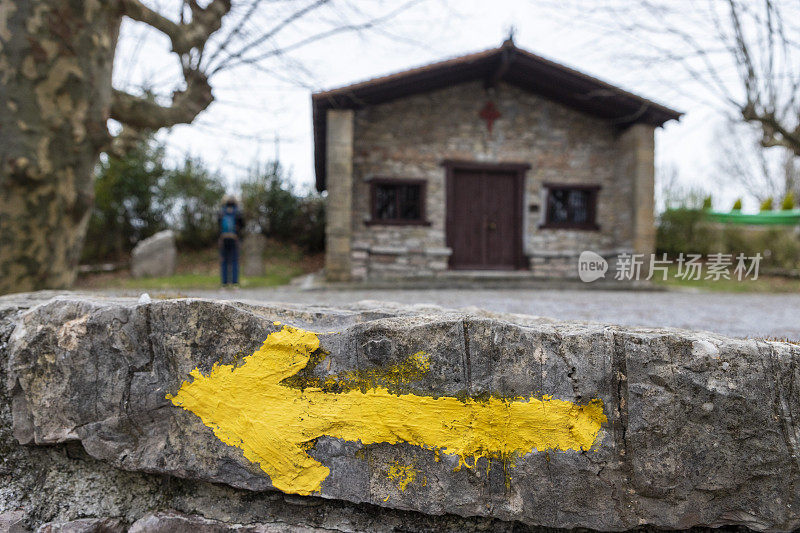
[
  {"xmin": 0, "ymin": 0, "xmax": 226, "ymax": 293},
  {"xmin": 0, "ymin": 0, "xmax": 119, "ymax": 292}
]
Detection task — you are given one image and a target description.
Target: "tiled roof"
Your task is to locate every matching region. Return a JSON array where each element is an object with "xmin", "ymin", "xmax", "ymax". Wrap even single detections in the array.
[{"xmin": 313, "ymin": 40, "xmax": 682, "ymax": 191}]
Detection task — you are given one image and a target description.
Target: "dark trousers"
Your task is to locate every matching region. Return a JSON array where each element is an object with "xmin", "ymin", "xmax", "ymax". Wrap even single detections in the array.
[{"xmin": 220, "ymin": 238, "xmax": 239, "ymax": 285}]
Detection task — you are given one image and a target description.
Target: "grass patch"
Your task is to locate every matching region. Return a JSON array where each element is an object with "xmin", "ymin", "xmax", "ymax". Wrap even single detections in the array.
[
  {"xmin": 651, "ymin": 265, "xmax": 800, "ymax": 293},
  {"xmin": 109, "ymin": 271, "xmax": 298, "ymax": 290},
  {"xmin": 77, "ymin": 240, "xmax": 322, "ymax": 291}
]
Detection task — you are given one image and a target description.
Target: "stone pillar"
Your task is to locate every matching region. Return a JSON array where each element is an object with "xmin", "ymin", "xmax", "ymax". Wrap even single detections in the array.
[
  {"xmin": 619, "ymin": 124, "xmax": 656, "ymax": 257},
  {"xmin": 324, "ymin": 109, "xmax": 355, "ymax": 281}
]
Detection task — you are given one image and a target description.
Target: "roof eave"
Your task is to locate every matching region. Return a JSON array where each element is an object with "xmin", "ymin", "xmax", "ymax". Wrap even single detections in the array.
[{"xmin": 313, "ymin": 44, "xmax": 683, "ymax": 191}]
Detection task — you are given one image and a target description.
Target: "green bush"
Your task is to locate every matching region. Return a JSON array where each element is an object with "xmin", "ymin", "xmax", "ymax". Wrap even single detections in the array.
[
  {"xmin": 657, "ymin": 200, "xmax": 800, "ymax": 270},
  {"xmin": 702, "ymin": 196, "xmax": 713, "ymax": 210},
  {"xmin": 239, "ymin": 162, "xmax": 326, "ymax": 253},
  {"xmin": 732, "ymin": 198, "xmax": 743, "ymax": 210},
  {"xmin": 82, "ymin": 139, "xmax": 227, "ymax": 263},
  {"xmin": 240, "ymin": 161, "xmax": 300, "ymax": 242},
  {"xmin": 293, "ymin": 195, "xmax": 326, "ymax": 253},
  {"xmin": 782, "ymin": 192, "xmax": 795, "ymax": 210},
  {"xmin": 656, "ymin": 208, "xmax": 714, "ymax": 257},
  {"xmin": 720, "ymin": 226, "xmax": 750, "ymax": 256},
  {"xmin": 82, "ymin": 139, "xmax": 168, "ymax": 263},
  {"xmin": 760, "ymin": 197, "xmax": 774, "ymax": 211},
  {"xmin": 719, "ymin": 227, "xmax": 800, "ymax": 270},
  {"xmin": 763, "ymin": 228, "xmax": 800, "ymax": 268},
  {"xmin": 84, "ymin": 149, "xmax": 325, "ymax": 264},
  {"xmin": 160, "ymin": 157, "xmax": 225, "ymax": 250}
]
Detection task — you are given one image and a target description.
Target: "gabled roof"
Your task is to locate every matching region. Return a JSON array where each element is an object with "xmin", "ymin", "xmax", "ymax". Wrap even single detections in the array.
[{"xmin": 312, "ymin": 39, "xmax": 682, "ymax": 191}]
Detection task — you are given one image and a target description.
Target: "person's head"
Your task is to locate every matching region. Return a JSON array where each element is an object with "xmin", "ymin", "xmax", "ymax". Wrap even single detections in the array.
[{"xmin": 223, "ymin": 194, "xmax": 238, "ymax": 208}]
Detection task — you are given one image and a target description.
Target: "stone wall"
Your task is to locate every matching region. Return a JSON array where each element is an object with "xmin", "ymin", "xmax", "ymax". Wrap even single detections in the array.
[
  {"xmin": 3, "ymin": 293, "xmax": 800, "ymax": 531},
  {"xmin": 0, "ymin": 294, "xmax": 550, "ymax": 533},
  {"xmin": 345, "ymin": 80, "xmax": 648, "ymax": 280}
]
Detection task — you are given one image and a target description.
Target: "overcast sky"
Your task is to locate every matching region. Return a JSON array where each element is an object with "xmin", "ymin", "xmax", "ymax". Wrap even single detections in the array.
[{"xmin": 114, "ymin": 0, "xmax": 747, "ymax": 210}]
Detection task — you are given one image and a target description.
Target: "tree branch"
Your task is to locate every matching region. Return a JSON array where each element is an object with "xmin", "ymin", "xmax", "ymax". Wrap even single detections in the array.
[
  {"xmin": 119, "ymin": 0, "xmax": 231, "ymax": 55},
  {"xmin": 209, "ymin": 0, "xmax": 331, "ymax": 74},
  {"xmin": 110, "ymin": 70, "xmax": 213, "ymax": 131},
  {"xmin": 745, "ymin": 108, "xmax": 800, "ymax": 151},
  {"xmin": 111, "ymin": 0, "xmax": 232, "ymax": 140},
  {"xmin": 210, "ymin": 0, "xmax": 426, "ymax": 75},
  {"xmin": 568, "ymin": 0, "xmax": 800, "ymax": 157}
]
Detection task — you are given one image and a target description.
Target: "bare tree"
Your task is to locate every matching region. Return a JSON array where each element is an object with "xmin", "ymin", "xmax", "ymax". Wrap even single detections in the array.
[
  {"xmin": 550, "ymin": 1, "xmax": 800, "ymax": 155},
  {"xmin": 714, "ymin": 119, "xmax": 799, "ymax": 203},
  {"xmin": 0, "ymin": 0, "xmax": 420, "ymax": 293}
]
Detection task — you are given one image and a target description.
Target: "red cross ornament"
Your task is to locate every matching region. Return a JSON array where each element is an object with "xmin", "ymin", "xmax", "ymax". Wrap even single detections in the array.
[{"xmin": 479, "ymin": 101, "xmax": 501, "ymax": 133}]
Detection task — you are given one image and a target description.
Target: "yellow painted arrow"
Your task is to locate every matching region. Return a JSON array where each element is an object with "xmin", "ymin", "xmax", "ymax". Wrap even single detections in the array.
[{"xmin": 167, "ymin": 325, "xmax": 606, "ymax": 496}]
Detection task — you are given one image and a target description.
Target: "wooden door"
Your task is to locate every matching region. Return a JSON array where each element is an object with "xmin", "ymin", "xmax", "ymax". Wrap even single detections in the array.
[{"xmin": 446, "ymin": 164, "xmax": 524, "ymax": 270}]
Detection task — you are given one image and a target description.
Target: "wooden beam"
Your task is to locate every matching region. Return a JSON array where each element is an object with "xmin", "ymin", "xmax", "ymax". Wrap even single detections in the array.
[{"xmin": 484, "ymin": 47, "xmax": 514, "ymax": 89}]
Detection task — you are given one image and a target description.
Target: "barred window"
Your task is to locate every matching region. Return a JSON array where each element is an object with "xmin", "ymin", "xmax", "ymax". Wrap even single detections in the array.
[
  {"xmin": 542, "ymin": 185, "xmax": 600, "ymax": 229},
  {"xmin": 369, "ymin": 179, "xmax": 427, "ymax": 225}
]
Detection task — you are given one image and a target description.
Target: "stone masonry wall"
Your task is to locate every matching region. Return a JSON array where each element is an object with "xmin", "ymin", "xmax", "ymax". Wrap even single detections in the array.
[
  {"xmin": 4, "ymin": 293, "xmax": 800, "ymax": 531},
  {"xmin": 349, "ymin": 80, "xmax": 637, "ymax": 280}
]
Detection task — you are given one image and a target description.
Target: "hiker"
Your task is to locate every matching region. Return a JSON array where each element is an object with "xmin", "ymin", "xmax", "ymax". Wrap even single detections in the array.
[{"xmin": 218, "ymin": 195, "xmax": 244, "ymax": 287}]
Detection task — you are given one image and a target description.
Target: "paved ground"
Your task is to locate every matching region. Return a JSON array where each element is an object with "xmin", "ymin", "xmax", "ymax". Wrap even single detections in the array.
[{"xmin": 162, "ymin": 287, "xmax": 800, "ymax": 340}]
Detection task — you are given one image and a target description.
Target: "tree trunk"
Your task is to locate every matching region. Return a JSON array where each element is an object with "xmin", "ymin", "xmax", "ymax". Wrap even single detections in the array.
[{"xmin": 0, "ymin": 0, "xmax": 120, "ymax": 294}]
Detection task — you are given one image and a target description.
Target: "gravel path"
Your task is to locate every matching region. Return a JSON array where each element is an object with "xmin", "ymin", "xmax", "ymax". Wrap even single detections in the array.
[{"xmin": 166, "ymin": 287, "xmax": 800, "ymax": 340}]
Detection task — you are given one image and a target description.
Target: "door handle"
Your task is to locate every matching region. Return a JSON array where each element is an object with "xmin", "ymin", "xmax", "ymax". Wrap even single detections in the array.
[{"xmin": 487, "ymin": 221, "xmax": 497, "ymax": 230}]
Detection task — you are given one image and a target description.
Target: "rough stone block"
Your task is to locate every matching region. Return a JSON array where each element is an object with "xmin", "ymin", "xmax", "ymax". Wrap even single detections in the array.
[
  {"xmin": 127, "ymin": 511, "xmax": 322, "ymax": 532},
  {"xmin": 241, "ymin": 234, "xmax": 266, "ymax": 277},
  {"xmin": 36, "ymin": 517, "xmax": 125, "ymax": 533},
  {"xmin": 0, "ymin": 511, "xmax": 27, "ymax": 533},
  {"xmin": 3, "ymin": 296, "xmax": 800, "ymax": 531},
  {"xmin": 130, "ymin": 230, "xmax": 176, "ymax": 279}
]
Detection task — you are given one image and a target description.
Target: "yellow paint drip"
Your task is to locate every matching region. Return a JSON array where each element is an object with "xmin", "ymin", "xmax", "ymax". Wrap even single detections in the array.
[
  {"xmin": 387, "ymin": 462, "xmax": 419, "ymax": 491},
  {"xmin": 167, "ymin": 326, "xmax": 607, "ymax": 496}
]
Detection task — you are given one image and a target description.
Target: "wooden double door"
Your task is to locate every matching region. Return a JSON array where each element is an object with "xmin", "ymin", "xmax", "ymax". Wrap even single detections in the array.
[{"xmin": 445, "ymin": 162, "xmax": 527, "ymax": 270}]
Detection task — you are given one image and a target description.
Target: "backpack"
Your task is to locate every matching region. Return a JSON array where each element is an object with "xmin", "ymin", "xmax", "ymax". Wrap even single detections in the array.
[{"xmin": 221, "ymin": 207, "xmax": 238, "ymax": 236}]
